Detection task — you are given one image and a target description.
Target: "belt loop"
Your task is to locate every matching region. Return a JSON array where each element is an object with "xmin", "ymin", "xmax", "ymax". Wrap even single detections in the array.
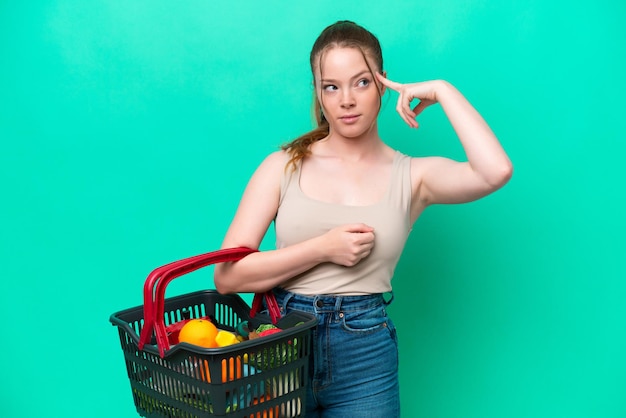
[
  {"xmin": 383, "ymin": 291, "xmax": 394, "ymax": 306},
  {"xmin": 334, "ymin": 296, "xmax": 343, "ymax": 312},
  {"xmin": 334, "ymin": 296, "xmax": 343, "ymax": 320},
  {"xmin": 280, "ymin": 289, "xmax": 294, "ymax": 312}
]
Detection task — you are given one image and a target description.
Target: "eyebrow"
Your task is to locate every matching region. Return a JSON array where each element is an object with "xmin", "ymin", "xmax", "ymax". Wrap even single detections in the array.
[{"xmin": 320, "ymin": 70, "xmax": 371, "ymax": 84}]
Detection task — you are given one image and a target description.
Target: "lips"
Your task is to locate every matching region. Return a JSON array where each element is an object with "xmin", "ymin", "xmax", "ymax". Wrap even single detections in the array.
[{"xmin": 339, "ymin": 114, "xmax": 360, "ymax": 124}]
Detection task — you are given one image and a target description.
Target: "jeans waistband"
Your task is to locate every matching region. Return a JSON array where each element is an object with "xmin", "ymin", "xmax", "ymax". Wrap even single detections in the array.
[{"xmin": 273, "ymin": 287, "xmax": 393, "ymax": 314}]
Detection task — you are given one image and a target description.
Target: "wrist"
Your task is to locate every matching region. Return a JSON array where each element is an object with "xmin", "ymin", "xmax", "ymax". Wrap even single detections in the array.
[
  {"xmin": 432, "ymin": 79, "xmax": 457, "ymax": 104},
  {"xmin": 309, "ymin": 234, "xmax": 330, "ymax": 264}
]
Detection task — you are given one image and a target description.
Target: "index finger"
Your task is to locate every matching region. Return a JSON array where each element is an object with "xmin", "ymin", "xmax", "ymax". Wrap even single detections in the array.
[
  {"xmin": 344, "ymin": 223, "xmax": 375, "ymax": 233},
  {"xmin": 375, "ymin": 72, "xmax": 403, "ymax": 91}
]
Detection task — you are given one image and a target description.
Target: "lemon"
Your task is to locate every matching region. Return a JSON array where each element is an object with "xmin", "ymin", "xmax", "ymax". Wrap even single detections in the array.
[{"xmin": 215, "ymin": 330, "xmax": 240, "ymax": 347}]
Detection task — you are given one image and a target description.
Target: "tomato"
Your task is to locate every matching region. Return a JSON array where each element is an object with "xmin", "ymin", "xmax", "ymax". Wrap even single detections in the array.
[{"xmin": 258, "ymin": 328, "xmax": 282, "ymax": 338}]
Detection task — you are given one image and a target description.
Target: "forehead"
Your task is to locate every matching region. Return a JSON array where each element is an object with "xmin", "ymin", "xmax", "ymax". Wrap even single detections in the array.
[{"xmin": 315, "ymin": 46, "xmax": 375, "ymax": 78}]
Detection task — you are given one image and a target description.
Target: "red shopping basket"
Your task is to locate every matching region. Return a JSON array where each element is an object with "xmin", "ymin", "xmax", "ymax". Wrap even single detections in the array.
[{"xmin": 109, "ymin": 247, "xmax": 317, "ymax": 417}]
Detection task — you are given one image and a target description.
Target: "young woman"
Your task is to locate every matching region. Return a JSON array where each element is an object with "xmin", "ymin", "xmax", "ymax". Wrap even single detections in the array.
[{"xmin": 214, "ymin": 20, "xmax": 512, "ymax": 417}]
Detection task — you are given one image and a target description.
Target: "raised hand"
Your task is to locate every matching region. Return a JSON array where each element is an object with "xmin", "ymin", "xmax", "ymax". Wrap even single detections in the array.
[{"xmin": 376, "ymin": 72, "xmax": 439, "ymax": 129}]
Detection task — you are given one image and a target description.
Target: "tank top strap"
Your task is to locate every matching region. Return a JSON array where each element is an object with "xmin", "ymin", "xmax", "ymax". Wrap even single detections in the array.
[
  {"xmin": 279, "ymin": 160, "xmax": 301, "ymax": 207},
  {"xmin": 385, "ymin": 151, "xmax": 413, "ymax": 214}
]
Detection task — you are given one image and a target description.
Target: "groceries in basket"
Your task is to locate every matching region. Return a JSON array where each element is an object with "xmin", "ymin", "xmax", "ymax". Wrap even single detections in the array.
[
  {"xmin": 110, "ymin": 248, "xmax": 316, "ymax": 417},
  {"xmin": 170, "ymin": 315, "xmax": 304, "ymax": 377}
]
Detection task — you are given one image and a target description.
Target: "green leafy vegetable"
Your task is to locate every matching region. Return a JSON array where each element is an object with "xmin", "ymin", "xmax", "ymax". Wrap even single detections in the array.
[
  {"xmin": 255, "ymin": 323, "xmax": 279, "ymax": 333},
  {"xmin": 250, "ymin": 337, "xmax": 299, "ymax": 370}
]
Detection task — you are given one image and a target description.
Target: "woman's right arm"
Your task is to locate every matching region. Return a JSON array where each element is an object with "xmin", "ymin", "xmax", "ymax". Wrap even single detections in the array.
[{"xmin": 213, "ymin": 151, "xmax": 375, "ymax": 294}]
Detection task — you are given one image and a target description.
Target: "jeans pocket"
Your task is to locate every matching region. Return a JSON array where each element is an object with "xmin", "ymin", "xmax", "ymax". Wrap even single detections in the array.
[{"xmin": 340, "ymin": 304, "xmax": 388, "ymax": 334}]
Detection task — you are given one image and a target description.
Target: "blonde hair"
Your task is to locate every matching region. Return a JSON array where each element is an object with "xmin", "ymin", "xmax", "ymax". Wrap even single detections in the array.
[{"xmin": 281, "ymin": 21, "xmax": 384, "ymax": 172}]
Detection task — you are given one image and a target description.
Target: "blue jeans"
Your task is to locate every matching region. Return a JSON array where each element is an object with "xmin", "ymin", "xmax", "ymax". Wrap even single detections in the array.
[{"xmin": 272, "ymin": 287, "xmax": 400, "ymax": 418}]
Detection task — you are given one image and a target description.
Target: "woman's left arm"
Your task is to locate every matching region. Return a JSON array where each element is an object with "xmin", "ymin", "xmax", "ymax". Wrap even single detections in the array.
[{"xmin": 376, "ymin": 74, "xmax": 513, "ymax": 205}]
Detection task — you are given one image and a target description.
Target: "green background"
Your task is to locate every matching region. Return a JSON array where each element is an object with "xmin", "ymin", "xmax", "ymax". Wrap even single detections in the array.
[{"xmin": 1, "ymin": 1, "xmax": 624, "ymax": 417}]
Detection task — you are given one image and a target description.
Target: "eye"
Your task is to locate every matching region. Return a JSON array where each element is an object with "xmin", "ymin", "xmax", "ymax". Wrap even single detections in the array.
[
  {"xmin": 357, "ymin": 78, "xmax": 370, "ymax": 88},
  {"xmin": 323, "ymin": 84, "xmax": 338, "ymax": 92}
]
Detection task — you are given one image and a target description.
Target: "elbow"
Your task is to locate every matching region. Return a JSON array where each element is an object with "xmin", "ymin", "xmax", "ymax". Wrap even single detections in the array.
[
  {"xmin": 214, "ymin": 280, "xmax": 232, "ymax": 295},
  {"xmin": 496, "ymin": 161, "xmax": 513, "ymax": 188},
  {"xmin": 215, "ymin": 280, "xmax": 237, "ymax": 295},
  {"xmin": 213, "ymin": 267, "xmax": 235, "ymax": 295},
  {"xmin": 487, "ymin": 160, "xmax": 513, "ymax": 191}
]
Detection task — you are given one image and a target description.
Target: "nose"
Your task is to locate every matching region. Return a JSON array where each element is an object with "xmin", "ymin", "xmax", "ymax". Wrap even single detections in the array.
[{"xmin": 340, "ymin": 90, "xmax": 355, "ymax": 108}]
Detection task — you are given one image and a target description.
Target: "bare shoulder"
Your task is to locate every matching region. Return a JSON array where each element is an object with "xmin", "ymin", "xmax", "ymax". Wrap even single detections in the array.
[
  {"xmin": 251, "ymin": 150, "xmax": 290, "ymax": 180},
  {"xmin": 409, "ymin": 155, "xmax": 449, "ymax": 176},
  {"xmin": 409, "ymin": 156, "xmax": 445, "ymax": 185},
  {"xmin": 266, "ymin": 149, "xmax": 291, "ymax": 164},
  {"xmin": 259, "ymin": 149, "xmax": 290, "ymax": 169},
  {"xmin": 244, "ymin": 150, "xmax": 292, "ymax": 204},
  {"xmin": 221, "ymin": 150, "xmax": 290, "ymax": 249}
]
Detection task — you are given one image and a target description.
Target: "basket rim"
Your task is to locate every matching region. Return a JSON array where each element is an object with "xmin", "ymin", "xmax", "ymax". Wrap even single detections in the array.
[{"xmin": 110, "ymin": 289, "xmax": 317, "ymax": 358}]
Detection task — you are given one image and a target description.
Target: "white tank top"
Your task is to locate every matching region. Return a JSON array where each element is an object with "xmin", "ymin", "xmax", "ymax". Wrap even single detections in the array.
[{"xmin": 274, "ymin": 151, "xmax": 412, "ymax": 295}]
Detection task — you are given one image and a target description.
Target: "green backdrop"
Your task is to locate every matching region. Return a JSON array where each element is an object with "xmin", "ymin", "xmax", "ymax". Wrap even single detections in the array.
[{"xmin": 1, "ymin": 1, "xmax": 624, "ymax": 417}]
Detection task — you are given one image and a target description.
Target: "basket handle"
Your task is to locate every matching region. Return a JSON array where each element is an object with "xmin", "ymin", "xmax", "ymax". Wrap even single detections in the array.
[
  {"xmin": 152, "ymin": 247, "xmax": 259, "ymax": 355},
  {"xmin": 251, "ymin": 291, "xmax": 281, "ymax": 324},
  {"xmin": 139, "ymin": 247, "xmax": 284, "ymax": 358},
  {"xmin": 138, "ymin": 251, "xmax": 228, "ymax": 349},
  {"xmin": 138, "ymin": 247, "xmax": 257, "ymax": 352}
]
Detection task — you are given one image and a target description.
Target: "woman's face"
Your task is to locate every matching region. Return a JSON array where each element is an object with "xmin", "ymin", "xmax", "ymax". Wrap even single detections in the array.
[{"xmin": 315, "ymin": 47, "xmax": 383, "ymax": 139}]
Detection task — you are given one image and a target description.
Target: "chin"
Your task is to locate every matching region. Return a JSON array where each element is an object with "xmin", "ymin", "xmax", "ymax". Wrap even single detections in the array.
[{"xmin": 337, "ymin": 124, "xmax": 376, "ymax": 139}]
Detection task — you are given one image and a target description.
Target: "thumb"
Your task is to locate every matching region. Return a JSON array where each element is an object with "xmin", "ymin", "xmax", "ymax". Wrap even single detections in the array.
[{"xmin": 412, "ymin": 99, "xmax": 436, "ymax": 117}]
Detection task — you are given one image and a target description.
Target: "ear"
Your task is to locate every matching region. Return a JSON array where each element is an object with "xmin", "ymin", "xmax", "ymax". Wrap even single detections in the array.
[
  {"xmin": 378, "ymin": 70, "xmax": 387, "ymax": 95},
  {"xmin": 313, "ymin": 91, "xmax": 326, "ymax": 122}
]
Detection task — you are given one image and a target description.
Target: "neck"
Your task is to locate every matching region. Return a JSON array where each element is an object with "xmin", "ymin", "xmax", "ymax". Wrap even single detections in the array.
[{"xmin": 322, "ymin": 124, "xmax": 384, "ymax": 160}]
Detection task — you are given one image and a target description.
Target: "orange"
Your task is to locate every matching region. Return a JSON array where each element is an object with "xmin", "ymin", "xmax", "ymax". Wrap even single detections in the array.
[
  {"xmin": 201, "ymin": 356, "xmax": 242, "ymax": 383},
  {"xmin": 178, "ymin": 319, "xmax": 218, "ymax": 348}
]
